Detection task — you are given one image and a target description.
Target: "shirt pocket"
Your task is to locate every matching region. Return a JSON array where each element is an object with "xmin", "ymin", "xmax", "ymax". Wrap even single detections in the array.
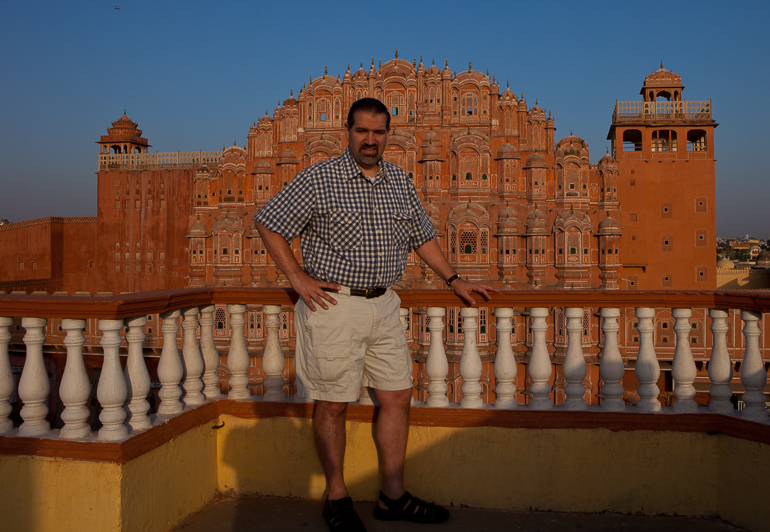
[
  {"xmin": 391, "ymin": 211, "xmax": 414, "ymax": 248},
  {"xmin": 329, "ymin": 210, "xmax": 363, "ymax": 251}
]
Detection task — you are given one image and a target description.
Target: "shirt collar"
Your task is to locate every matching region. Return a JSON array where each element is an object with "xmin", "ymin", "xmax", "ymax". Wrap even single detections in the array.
[{"xmin": 341, "ymin": 147, "xmax": 390, "ymax": 183}]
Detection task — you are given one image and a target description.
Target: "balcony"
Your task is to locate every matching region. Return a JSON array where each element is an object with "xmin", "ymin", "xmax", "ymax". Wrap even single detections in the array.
[
  {"xmin": 98, "ymin": 150, "xmax": 222, "ymax": 171},
  {"xmin": 613, "ymin": 100, "xmax": 713, "ymax": 123},
  {"xmin": 0, "ymin": 288, "xmax": 768, "ymax": 532}
]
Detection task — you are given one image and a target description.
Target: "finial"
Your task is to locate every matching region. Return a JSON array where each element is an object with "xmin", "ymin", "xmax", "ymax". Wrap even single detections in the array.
[
  {"xmin": 432, "ymin": 57, "xmax": 435, "ymax": 66},
  {"xmin": 265, "ymin": 110, "xmax": 268, "ymax": 116},
  {"xmin": 469, "ymin": 61, "xmax": 472, "ymax": 71},
  {"xmin": 453, "ymin": 69, "xmax": 456, "ymax": 77},
  {"xmin": 395, "ymin": 49, "xmax": 398, "ymax": 58},
  {"xmin": 371, "ymin": 57, "xmax": 374, "ymax": 65},
  {"xmin": 253, "ymin": 121, "xmax": 255, "ymax": 126},
  {"xmin": 310, "ymin": 75, "xmax": 312, "ymax": 83},
  {"xmin": 507, "ymin": 79, "xmax": 509, "ymax": 88},
  {"xmin": 445, "ymin": 59, "xmax": 448, "ymax": 67},
  {"xmin": 548, "ymin": 110, "xmax": 551, "ymax": 118},
  {"xmin": 324, "ymin": 65, "xmax": 327, "ymax": 75},
  {"xmin": 413, "ymin": 57, "xmax": 416, "ymax": 67},
  {"xmin": 233, "ymin": 140, "xmax": 236, "ymax": 146},
  {"xmin": 660, "ymin": 60, "xmax": 664, "ymax": 68},
  {"xmin": 486, "ymin": 68, "xmax": 489, "ymax": 77},
  {"xmin": 123, "ymin": 109, "xmax": 126, "ymax": 115},
  {"xmin": 379, "ymin": 59, "xmax": 381, "ymax": 68},
  {"xmin": 347, "ymin": 64, "xmax": 350, "ymax": 71},
  {"xmin": 290, "ymin": 89, "xmax": 293, "ymax": 96},
  {"xmin": 570, "ymin": 204, "xmax": 574, "ymax": 214},
  {"xmin": 606, "ymin": 147, "xmax": 609, "ymax": 155},
  {"xmin": 535, "ymin": 98, "xmax": 538, "ymax": 105},
  {"xmin": 303, "ymin": 82, "xmax": 306, "ymax": 88},
  {"xmin": 360, "ymin": 61, "xmax": 363, "ymax": 68},
  {"xmin": 570, "ymin": 128, "xmax": 573, "ymax": 136},
  {"xmin": 521, "ymin": 93, "xmax": 524, "ymax": 99}
]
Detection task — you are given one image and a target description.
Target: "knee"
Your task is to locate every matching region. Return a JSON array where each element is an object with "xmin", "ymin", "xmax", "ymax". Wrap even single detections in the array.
[
  {"xmin": 376, "ymin": 388, "xmax": 412, "ymax": 410},
  {"xmin": 315, "ymin": 400, "xmax": 348, "ymax": 419}
]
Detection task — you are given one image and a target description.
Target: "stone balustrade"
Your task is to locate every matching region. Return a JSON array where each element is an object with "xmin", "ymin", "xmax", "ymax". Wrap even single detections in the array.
[
  {"xmin": 0, "ymin": 289, "xmax": 768, "ymax": 440},
  {"xmin": 98, "ymin": 150, "xmax": 222, "ymax": 171},
  {"xmin": 614, "ymin": 100, "xmax": 712, "ymax": 122}
]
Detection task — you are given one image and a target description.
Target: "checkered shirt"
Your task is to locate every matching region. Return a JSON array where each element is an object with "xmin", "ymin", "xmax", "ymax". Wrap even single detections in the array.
[{"xmin": 254, "ymin": 148, "xmax": 437, "ymax": 289}]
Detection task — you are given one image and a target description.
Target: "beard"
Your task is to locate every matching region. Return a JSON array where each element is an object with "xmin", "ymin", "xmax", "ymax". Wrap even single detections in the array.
[{"xmin": 352, "ymin": 144, "xmax": 382, "ymax": 168}]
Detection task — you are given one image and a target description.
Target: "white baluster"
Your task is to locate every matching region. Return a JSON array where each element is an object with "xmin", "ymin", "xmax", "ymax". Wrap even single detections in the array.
[
  {"xmin": 459, "ymin": 307, "xmax": 482, "ymax": 408},
  {"xmin": 708, "ymin": 309, "xmax": 733, "ymax": 414},
  {"xmin": 672, "ymin": 308, "xmax": 698, "ymax": 413},
  {"xmin": 19, "ymin": 317, "xmax": 50, "ymax": 436},
  {"xmin": 124, "ymin": 316, "xmax": 151, "ymax": 431},
  {"xmin": 199, "ymin": 305, "xmax": 222, "ymax": 400},
  {"xmin": 157, "ymin": 310, "xmax": 184, "ymax": 415},
  {"xmin": 563, "ymin": 307, "xmax": 588, "ymax": 410},
  {"xmin": 59, "ymin": 319, "xmax": 90, "ymax": 439},
  {"xmin": 262, "ymin": 305, "xmax": 286, "ymax": 401},
  {"xmin": 528, "ymin": 307, "xmax": 553, "ymax": 410},
  {"xmin": 635, "ymin": 307, "xmax": 661, "ymax": 412},
  {"xmin": 599, "ymin": 308, "xmax": 625, "ymax": 412},
  {"xmin": 227, "ymin": 304, "xmax": 251, "ymax": 399},
  {"xmin": 97, "ymin": 319, "xmax": 128, "ymax": 441},
  {"xmin": 425, "ymin": 307, "xmax": 449, "ymax": 407},
  {"xmin": 181, "ymin": 307, "xmax": 205, "ymax": 406},
  {"xmin": 493, "ymin": 308, "xmax": 517, "ymax": 408},
  {"xmin": 0, "ymin": 317, "xmax": 14, "ymax": 433},
  {"xmin": 739, "ymin": 310, "xmax": 767, "ymax": 421},
  {"xmin": 400, "ymin": 307, "xmax": 415, "ymax": 406}
]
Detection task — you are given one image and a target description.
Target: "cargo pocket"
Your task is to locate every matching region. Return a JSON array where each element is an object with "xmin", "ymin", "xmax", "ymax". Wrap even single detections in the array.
[{"xmin": 305, "ymin": 298, "xmax": 352, "ymax": 385}]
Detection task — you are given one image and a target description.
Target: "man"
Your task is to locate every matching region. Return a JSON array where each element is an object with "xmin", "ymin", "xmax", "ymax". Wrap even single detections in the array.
[{"xmin": 254, "ymin": 98, "xmax": 497, "ymax": 532}]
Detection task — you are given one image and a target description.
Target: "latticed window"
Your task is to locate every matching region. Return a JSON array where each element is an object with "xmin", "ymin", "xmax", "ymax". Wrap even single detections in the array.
[
  {"xmin": 479, "ymin": 308, "xmax": 487, "ymax": 335},
  {"xmin": 460, "ymin": 231, "xmax": 476, "ymax": 254},
  {"xmin": 450, "ymin": 229, "xmax": 457, "ymax": 255},
  {"xmin": 215, "ymin": 307, "xmax": 227, "ymax": 330},
  {"xmin": 480, "ymin": 230, "xmax": 488, "ymax": 255}
]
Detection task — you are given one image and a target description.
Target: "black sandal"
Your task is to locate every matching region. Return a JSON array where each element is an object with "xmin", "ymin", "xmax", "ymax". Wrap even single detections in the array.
[
  {"xmin": 373, "ymin": 490, "xmax": 449, "ymax": 524},
  {"xmin": 323, "ymin": 497, "xmax": 367, "ymax": 532}
]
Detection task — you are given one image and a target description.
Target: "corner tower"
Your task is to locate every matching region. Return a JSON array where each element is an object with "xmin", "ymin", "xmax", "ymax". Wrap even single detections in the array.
[{"xmin": 608, "ymin": 65, "xmax": 717, "ymax": 289}]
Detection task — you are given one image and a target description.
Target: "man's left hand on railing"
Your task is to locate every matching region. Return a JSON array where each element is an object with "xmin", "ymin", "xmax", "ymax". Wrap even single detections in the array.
[{"xmin": 451, "ymin": 278, "xmax": 499, "ymax": 306}]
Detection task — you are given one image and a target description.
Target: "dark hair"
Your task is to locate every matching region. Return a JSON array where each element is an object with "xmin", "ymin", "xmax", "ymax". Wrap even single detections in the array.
[{"xmin": 347, "ymin": 97, "xmax": 390, "ymax": 130}]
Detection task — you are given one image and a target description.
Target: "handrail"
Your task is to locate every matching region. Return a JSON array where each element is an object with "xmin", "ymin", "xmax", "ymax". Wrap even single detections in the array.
[{"xmin": 1, "ymin": 288, "xmax": 770, "ymax": 318}]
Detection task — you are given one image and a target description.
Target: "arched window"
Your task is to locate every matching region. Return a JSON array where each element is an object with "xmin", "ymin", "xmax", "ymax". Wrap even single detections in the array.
[
  {"xmin": 460, "ymin": 231, "xmax": 476, "ymax": 254},
  {"xmin": 622, "ymin": 129, "xmax": 642, "ymax": 152}
]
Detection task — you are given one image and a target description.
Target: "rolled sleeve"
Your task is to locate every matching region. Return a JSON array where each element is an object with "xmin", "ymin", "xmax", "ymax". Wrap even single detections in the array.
[
  {"xmin": 405, "ymin": 182, "xmax": 437, "ymax": 250},
  {"xmin": 253, "ymin": 170, "xmax": 314, "ymax": 242}
]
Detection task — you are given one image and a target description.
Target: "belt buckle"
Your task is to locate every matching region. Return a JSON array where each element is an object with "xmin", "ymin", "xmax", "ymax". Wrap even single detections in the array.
[{"xmin": 365, "ymin": 287, "xmax": 375, "ymax": 299}]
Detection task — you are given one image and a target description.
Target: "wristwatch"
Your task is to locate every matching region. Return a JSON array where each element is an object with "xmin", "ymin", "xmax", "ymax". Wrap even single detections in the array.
[{"xmin": 446, "ymin": 273, "xmax": 460, "ymax": 286}]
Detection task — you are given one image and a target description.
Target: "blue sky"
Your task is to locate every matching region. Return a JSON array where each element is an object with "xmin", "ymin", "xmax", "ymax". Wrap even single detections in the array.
[{"xmin": 1, "ymin": 0, "xmax": 767, "ymax": 238}]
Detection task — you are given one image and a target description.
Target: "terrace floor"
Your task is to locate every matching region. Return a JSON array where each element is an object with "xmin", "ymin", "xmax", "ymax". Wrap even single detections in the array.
[{"xmin": 172, "ymin": 494, "xmax": 747, "ymax": 532}]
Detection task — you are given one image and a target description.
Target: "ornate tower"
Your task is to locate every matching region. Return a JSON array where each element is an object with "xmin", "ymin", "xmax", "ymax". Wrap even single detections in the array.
[{"xmin": 608, "ymin": 65, "xmax": 717, "ymax": 289}]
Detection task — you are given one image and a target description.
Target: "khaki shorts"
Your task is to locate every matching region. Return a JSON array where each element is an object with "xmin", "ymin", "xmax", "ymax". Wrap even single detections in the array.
[{"xmin": 293, "ymin": 287, "xmax": 413, "ymax": 402}]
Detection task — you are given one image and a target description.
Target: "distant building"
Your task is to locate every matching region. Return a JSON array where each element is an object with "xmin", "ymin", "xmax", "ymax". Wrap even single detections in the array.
[{"xmin": 1, "ymin": 61, "xmax": 716, "ymax": 294}]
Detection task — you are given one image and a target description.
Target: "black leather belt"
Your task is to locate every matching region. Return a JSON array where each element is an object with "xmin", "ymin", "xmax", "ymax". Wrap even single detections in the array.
[
  {"xmin": 349, "ymin": 287, "xmax": 387, "ymax": 299},
  {"xmin": 324, "ymin": 286, "xmax": 387, "ymax": 299}
]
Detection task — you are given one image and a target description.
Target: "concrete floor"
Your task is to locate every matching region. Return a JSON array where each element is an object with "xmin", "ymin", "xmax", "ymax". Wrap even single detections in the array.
[{"xmin": 171, "ymin": 494, "xmax": 747, "ymax": 532}]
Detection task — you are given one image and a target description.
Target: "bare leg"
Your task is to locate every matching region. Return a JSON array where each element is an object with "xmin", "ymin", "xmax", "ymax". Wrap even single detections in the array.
[
  {"xmin": 314, "ymin": 400, "xmax": 349, "ymax": 501},
  {"xmin": 373, "ymin": 388, "xmax": 412, "ymax": 509}
]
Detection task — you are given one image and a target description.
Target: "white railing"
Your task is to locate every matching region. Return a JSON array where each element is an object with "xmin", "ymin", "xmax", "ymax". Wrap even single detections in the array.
[
  {"xmin": 1, "ymin": 290, "xmax": 769, "ymax": 442},
  {"xmin": 98, "ymin": 150, "xmax": 222, "ymax": 171},
  {"xmin": 614, "ymin": 100, "xmax": 712, "ymax": 122}
]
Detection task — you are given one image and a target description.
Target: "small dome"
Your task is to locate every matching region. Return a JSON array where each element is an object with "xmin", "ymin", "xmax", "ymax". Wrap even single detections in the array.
[
  {"xmin": 253, "ymin": 159, "xmax": 273, "ymax": 173},
  {"xmin": 496, "ymin": 142, "xmax": 519, "ymax": 159},
  {"xmin": 599, "ymin": 150, "xmax": 616, "ymax": 166},
  {"xmin": 524, "ymin": 152, "xmax": 547, "ymax": 168},
  {"xmin": 497, "ymin": 204, "xmax": 518, "ymax": 234},
  {"xmin": 422, "ymin": 144, "xmax": 441, "ymax": 159},
  {"xmin": 189, "ymin": 218, "xmax": 207, "ymax": 236},
  {"xmin": 717, "ymin": 258, "xmax": 736, "ymax": 269},
  {"xmin": 526, "ymin": 207, "xmax": 548, "ymax": 234},
  {"xmin": 598, "ymin": 214, "xmax": 621, "ymax": 233},
  {"xmin": 422, "ymin": 129, "xmax": 441, "ymax": 145},
  {"xmin": 278, "ymin": 149, "xmax": 298, "ymax": 164},
  {"xmin": 756, "ymin": 251, "xmax": 770, "ymax": 267}
]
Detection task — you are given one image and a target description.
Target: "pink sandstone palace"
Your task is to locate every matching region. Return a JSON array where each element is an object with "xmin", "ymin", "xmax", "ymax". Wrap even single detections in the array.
[{"xmin": 1, "ymin": 58, "xmax": 731, "ymax": 406}]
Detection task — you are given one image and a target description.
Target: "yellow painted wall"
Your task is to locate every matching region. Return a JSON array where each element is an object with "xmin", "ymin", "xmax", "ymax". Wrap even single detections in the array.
[
  {"xmin": 122, "ymin": 421, "xmax": 219, "ymax": 532},
  {"xmin": 216, "ymin": 415, "xmax": 768, "ymax": 531},
  {"xmin": 718, "ymin": 436, "xmax": 770, "ymax": 532},
  {"xmin": 2, "ymin": 415, "xmax": 768, "ymax": 532},
  {"xmin": 0, "ymin": 455, "xmax": 121, "ymax": 532}
]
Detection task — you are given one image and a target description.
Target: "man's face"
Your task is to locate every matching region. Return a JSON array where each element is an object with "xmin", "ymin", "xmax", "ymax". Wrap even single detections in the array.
[{"xmin": 345, "ymin": 111, "xmax": 389, "ymax": 172}]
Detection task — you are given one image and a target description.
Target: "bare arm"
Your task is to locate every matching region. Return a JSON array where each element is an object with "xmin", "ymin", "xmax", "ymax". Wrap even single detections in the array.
[
  {"xmin": 254, "ymin": 221, "xmax": 340, "ymax": 311},
  {"xmin": 414, "ymin": 238, "xmax": 499, "ymax": 306}
]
